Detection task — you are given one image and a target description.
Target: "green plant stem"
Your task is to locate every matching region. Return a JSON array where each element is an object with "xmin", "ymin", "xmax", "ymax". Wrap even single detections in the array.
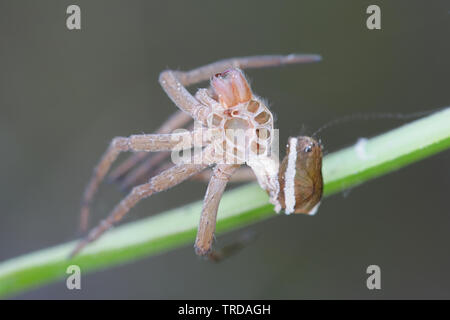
[{"xmin": 1, "ymin": 107, "xmax": 449, "ymax": 298}]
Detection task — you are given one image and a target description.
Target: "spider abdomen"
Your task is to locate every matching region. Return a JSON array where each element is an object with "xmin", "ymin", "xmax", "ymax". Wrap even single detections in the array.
[{"xmin": 277, "ymin": 136, "xmax": 323, "ymax": 215}]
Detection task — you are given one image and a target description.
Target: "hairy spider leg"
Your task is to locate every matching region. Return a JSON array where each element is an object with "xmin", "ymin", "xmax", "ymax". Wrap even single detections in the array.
[
  {"xmin": 109, "ymin": 110, "xmax": 192, "ymax": 182},
  {"xmin": 194, "ymin": 164, "xmax": 240, "ymax": 256},
  {"xmin": 72, "ymin": 160, "xmax": 211, "ymax": 258},
  {"xmin": 79, "ymin": 130, "xmax": 207, "ymax": 231}
]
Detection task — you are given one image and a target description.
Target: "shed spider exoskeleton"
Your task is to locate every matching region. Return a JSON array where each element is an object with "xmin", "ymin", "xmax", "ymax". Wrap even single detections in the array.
[{"xmin": 71, "ymin": 54, "xmax": 324, "ymax": 258}]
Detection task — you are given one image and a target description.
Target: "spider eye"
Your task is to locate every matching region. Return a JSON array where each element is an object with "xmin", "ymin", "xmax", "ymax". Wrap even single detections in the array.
[{"xmin": 304, "ymin": 145, "xmax": 312, "ymax": 153}]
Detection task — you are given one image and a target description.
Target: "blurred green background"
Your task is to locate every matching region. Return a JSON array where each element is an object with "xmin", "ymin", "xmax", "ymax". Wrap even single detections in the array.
[{"xmin": 0, "ymin": 0, "xmax": 449, "ymax": 299}]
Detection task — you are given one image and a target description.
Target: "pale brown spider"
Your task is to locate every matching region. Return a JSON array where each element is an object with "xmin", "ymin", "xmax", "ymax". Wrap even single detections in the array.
[{"xmin": 71, "ymin": 54, "xmax": 324, "ymax": 258}]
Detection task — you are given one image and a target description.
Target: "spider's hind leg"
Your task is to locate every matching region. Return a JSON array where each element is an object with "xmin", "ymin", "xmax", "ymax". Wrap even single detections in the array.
[
  {"xmin": 168, "ymin": 54, "xmax": 322, "ymax": 87},
  {"xmin": 72, "ymin": 161, "xmax": 209, "ymax": 258},
  {"xmin": 79, "ymin": 130, "xmax": 203, "ymax": 232},
  {"xmin": 158, "ymin": 54, "xmax": 321, "ymax": 124},
  {"xmin": 117, "ymin": 151, "xmax": 172, "ymax": 191}
]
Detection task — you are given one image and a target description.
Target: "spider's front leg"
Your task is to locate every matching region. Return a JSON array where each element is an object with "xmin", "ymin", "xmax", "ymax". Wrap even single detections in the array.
[
  {"xmin": 194, "ymin": 164, "xmax": 240, "ymax": 256},
  {"xmin": 79, "ymin": 130, "xmax": 206, "ymax": 231},
  {"xmin": 159, "ymin": 54, "xmax": 322, "ymax": 124},
  {"xmin": 166, "ymin": 54, "xmax": 322, "ymax": 87}
]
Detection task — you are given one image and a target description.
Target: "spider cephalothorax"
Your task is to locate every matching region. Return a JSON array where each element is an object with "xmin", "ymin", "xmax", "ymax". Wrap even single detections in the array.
[
  {"xmin": 72, "ymin": 54, "xmax": 322, "ymax": 258},
  {"xmin": 203, "ymin": 69, "xmax": 274, "ymax": 162},
  {"xmin": 200, "ymin": 69, "xmax": 281, "ymax": 210}
]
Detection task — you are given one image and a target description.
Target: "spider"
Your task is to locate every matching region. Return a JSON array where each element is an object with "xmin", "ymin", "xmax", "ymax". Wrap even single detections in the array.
[{"xmin": 71, "ymin": 54, "xmax": 324, "ymax": 258}]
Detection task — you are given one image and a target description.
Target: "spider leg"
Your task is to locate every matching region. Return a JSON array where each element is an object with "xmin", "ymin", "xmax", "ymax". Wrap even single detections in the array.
[
  {"xmin": 109, "ymin": 110, "xmax": 192, "ymax": 182},
  {"xmin": 118, "ymin": 122, "xmax": 197, "ymax": 191},
  {"xmin": 194, "ymin": 164, "xmax": 240, "ymax": 256},
  {"xmin": 159, "ymin": 54, "xmax": 320, "ymax": 124},
  {"xmin": 122, "ymin": 156, "xmax": 237, "ymax": 190},
  {"xmin": 170, "ymin": 54, "xmax": 322, "ymax": 87},
  {"xmin": 159, "ymin": 72, "xmax": 209, "ymax": 124},
  {"xmin": 118, "ymin": 151, "xmax": 172, "ymax": 191},
  {"xmin": 80, "ymin": 130, "xmax": 206, "ymax": 231},
  {"xmin": 192, "ymin": 166, "xmax": 256, "ymax": 184},
  {"xmin": 71, "ymin": 161, "xmax": 210, "ymax": 258}
]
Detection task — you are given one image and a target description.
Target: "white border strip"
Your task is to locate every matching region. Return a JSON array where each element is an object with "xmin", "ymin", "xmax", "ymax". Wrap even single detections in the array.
[{"xmin": 284, "ymin": 137, "xmax": 297, "ymax": 214}]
